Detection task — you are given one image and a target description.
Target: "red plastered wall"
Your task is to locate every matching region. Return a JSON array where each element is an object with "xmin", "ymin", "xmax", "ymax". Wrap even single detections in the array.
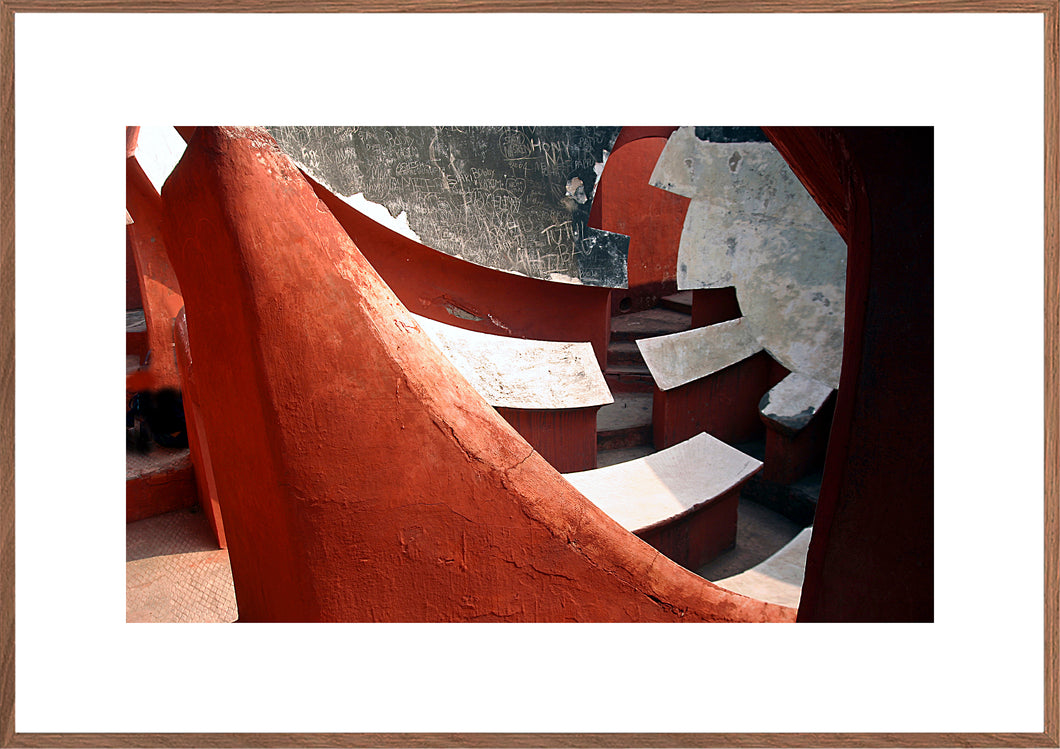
[{"xmin": 161, "ymin": 126, "xmax": 794, "ymax": 623}]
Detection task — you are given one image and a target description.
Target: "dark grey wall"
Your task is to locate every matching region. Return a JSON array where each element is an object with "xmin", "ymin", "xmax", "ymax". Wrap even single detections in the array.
[{"xmin": 267, "ymin": 126, "xmax": 629, "ymax": 287}]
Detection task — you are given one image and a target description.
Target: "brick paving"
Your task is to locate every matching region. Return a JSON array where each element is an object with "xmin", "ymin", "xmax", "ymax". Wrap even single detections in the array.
[{"xmin": 126, "ymin": 507, "xmax": 238, "ymax": 623}]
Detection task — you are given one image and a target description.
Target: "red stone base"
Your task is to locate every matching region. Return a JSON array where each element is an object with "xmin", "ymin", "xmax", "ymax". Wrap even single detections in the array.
[
  {"xmin": 610, "ymin": 280, "xmax": 680, "ymax": 316},
  {"xmin": 762, "ymin": 394, "xmax": 836, "ymax": 485},
  {"xmin": 126, "ymin": 453, "xmax": 199, "ymax": 523},
  {"xmin": 637, "ymin": 488, "xmax": 740, "ymax": 570},
  {"xmin": 496, "ymin": 406, "xmax": 600, "ymax": 473},
  {"xmin": 691, "ymin": 287, "xmax": 742, "ymax": 328},
  {"xmin": 652, "ymin": 352, "xmax": 787, "ymax": 449}
]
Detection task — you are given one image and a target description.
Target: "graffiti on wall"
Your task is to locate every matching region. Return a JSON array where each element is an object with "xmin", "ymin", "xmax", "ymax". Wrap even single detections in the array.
[{"xmin": 267, "ymin": 126, "xmax": 629, "ymax": 287}]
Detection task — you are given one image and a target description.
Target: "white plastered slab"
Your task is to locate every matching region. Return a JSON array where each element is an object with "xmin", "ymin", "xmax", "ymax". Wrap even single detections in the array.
[
  {"xmin": 414, "ymin": 315, "xmax": 612, "ymax": 410},
  {"xmin": 636, "ymin": 317, "xmax": 763, "ymax": 391},
  {"xmin": 758, "ymin": 372, "xmax": 834, "ymax": 435},
  {"xmin": 713, "ymin": 526, "xmax": 812, "ymax": 608},
  {"xmin": 651, "ymin": 127, "xmax": 846, "ymax": 388},
  {"xmin": 563, "ymin": 432, "xmax": 762, "ymax": 533}
]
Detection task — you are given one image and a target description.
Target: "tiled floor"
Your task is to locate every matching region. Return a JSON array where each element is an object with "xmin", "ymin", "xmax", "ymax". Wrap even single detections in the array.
[{"xmin": 126, "ymin": 507, "xmax": 237, "ymax": 623}]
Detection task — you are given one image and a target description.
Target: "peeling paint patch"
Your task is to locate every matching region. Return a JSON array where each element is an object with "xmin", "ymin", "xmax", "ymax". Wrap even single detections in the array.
[
  {"xmin": 593, "ymin": 149, "xmax": 609, "ymax": 190},
  {"xmin": 565, "ymin": 177, "xmax": 587, "ymax": 204},
  {"xmin": 444, "ymin": 304, "xmax": 483, "ymax": 322},
  {"xmin": 336, "ymin": 191, "xmax": 423, "ymax": 243}
]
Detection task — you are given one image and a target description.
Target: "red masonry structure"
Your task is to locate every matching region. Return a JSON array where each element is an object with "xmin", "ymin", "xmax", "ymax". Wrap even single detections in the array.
[
  {"xmin": 589, "ymin": 126, "xmax": 689, "ymax": 314},
  {"xmin": 161, "ymin": 126, "xmax": 794, "ymax": 623},
  {"xmin": 126, "ymin": 152, "xmax": 184, "ymax": 394},
  {"xmin": 308, "ymin": 175, "xmax": 613, "ymax": 371}
]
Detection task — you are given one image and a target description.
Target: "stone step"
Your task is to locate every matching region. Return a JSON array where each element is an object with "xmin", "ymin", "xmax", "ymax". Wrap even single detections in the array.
[
  {"xmin": 596, "ymin": 444, "xmax": 657, "ymax": 469},
  {"xmin": 127, "ymin": 308, "xmax": 147, "ymax": 332},
  {"xmin": 610, "ymin": 306, "xmax": 692, "ymax": 343},
  {"xmin": 607, "ymin": 340, "xmax": 645, "ymax": 366},
  {"xmin": 659, "ymin": 291, "xmax": 693, "ymax": 314},
  {"xmin": 604, "ymin": 366, "xmax": 655, "ymax": 394},
  {"xmin": 597, "ymin": 392, "xmax": 653, "ymax": 450},
  {"xmin": 126, "ymin": 446, "xmax": 198, "ymax": 523}
]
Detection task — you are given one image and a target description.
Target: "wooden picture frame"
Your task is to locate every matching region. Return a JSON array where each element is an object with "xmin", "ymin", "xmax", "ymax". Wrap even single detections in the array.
[{"xmin": 1, "ymin": 4, "xmax": 1056, "ymax": 747}]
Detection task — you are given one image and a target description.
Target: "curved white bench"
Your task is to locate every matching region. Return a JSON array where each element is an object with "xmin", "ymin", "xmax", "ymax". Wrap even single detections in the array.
[
  {"xmin": 713, "ymin": 526, "xmax": 812, "ymax": 608},
  {"xmin": 635, "ymin": 317, "xmax": 784, "ymax": 447},
  {"xmin": 563, "ymin": 433, "xmax": 762, "ymax": 569},
  {"xmin": 636, "ymin": 317, "xmax": 762, "ymax": 391},
  {"xmin": 416, "ymin": 315, "xmax": 612, "ymax": 472},
  {"xmin": 637, "ymin": 323, "xmax": 835, "ymax": 482},
  {"xmin": 416, "ymin": 315, "xmax": 612, "ymax": 410}
]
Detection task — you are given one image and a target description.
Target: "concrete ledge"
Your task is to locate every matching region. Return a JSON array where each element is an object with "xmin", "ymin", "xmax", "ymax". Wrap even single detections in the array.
[
  {"xmin": 636, "ymin": 317, "xmax": 763, "ymax": 391},
  {"xmin": 564, "ymin": 433, "xmax": 762, "ymax": 567},
  {"xmin": 758, "ymin": 372, "xmax": 834, "ymax": 437},
  {"xmin": 416, "ymin": 315, "xmax": 613, "ymax": 410},
  {"xmin": 714, "ymin": 526, "xmax": 812, "ymax": 608}
]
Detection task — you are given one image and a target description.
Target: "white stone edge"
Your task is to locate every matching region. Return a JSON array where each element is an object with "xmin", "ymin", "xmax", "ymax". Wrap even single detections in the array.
[
  {"xmin": 635, "ymin": 318, "xmax": 763, "ymax": 391},
  {"xmin": 563, "ymin": 432, "xmax": 763, "ymax": 534},
  {"xmin": 414, "ymin": 314, "xmax": 613, "ymax": 410}
]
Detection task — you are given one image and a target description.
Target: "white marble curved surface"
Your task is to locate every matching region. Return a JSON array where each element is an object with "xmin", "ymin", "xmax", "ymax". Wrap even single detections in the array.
[
  {"xmin": 563, "ymin": 432, "xmax": 762, "ymax": 533},
  {"xmin": 714, "ymin": 527, "xmax": 812, "ymax": 608},
  {"xmin": 415, "ymin": 315, "xmax": 612, "ymax": 410},
  {"xmin": 758, "ymin": 372, "xmax": 834, "ymax": 436},
  {"xmin": 650, "ymin": 127, "xmax": 846, "ymax": 388},
  {"xmin": 636, "ymin": 317, "xmax": 762, "ymax": 391}
]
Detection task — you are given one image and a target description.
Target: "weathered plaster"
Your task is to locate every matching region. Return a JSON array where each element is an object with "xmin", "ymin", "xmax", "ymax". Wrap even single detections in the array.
[
  {"xmin": 636, "ymin": 317, "xmax": 763, "ymax": 391},
  {"xmin": 335, "ymin": 191, "xmax": 421, "ymax": 243},
  {"xmin": 267, "ymin": 126, "xmax": 630, "ymax": 287},
  {"xmin": 758, "ymin": 372, "xmax": 834, "ymax": 436},
  {"xmin": 563, "ymin": 432, "xmax": 761, "ymax": 533},
  {"xmin": 161, "ymin": 126, "xmax": 794, "ymax": 622},
  {"xmin": 714, "ymin": 526, "xmax": 812, "ymax": 608},
  {"xmin": 415, "ymin": 315, "xmax": 612, "ymax": 410},
  {"xmin": 651, "ymin": 127, "xmax": 847, "ymax": 388}
]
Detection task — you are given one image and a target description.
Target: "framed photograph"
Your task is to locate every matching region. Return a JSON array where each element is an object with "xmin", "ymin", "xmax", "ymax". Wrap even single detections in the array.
[{"xmin": 2, "ymin": 5, "xmax": 1056, "ymax": 747}]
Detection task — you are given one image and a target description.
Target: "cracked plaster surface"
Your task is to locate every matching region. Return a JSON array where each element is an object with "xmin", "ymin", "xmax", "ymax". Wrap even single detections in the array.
[{"xmin": 651, "ymin": 127, "xmax": 847, "ymax": 388}]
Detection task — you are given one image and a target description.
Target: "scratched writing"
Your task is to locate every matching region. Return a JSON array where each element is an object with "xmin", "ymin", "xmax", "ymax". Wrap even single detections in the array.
[{"xmin": 264, "ymin": 125, "xmax": 624, "ymax": 285}]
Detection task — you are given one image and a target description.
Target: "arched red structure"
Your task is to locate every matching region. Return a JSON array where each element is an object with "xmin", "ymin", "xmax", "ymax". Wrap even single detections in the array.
[
  {"xmin": 309, "ymin": 176, "xmax": 612, "ymax": 370},
  {"xmin": 126, "ymin": 152, "xmax": 184, "ymax": 394},
  {"xmin": 162, "ymin": 126, "xmax": 793, "ymax": 623},
  {"xmin": 589, "ymin": 126, "xmax": 689, "ymax": 314},
  {"xmin": 173, "ymin": 309, "xmax": 226, "ymax": 549}
]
